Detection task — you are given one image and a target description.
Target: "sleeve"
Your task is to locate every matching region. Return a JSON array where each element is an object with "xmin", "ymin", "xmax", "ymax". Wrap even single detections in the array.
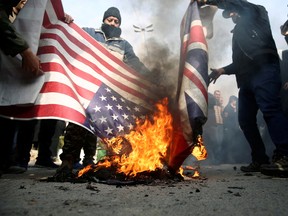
[
  {"xmin": 223, "ymin": 63, "xmax": 236, "ymax": 75},
  {"xmin": 205, "ymin": 0, "xmax": 253, "ymax": 13},
  {"xmin": 285, "ymin": 35, "xmax": 288, "ymax": 45},
  {"xmin": 0, "ymin": 8, "xmax": 29, "ymax": 56},
  {"xmin": 123, "ymin": 40, "xmax": 151, "ymax": 75}
]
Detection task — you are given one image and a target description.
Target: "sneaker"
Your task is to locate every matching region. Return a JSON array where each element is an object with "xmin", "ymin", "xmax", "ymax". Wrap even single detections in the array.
[
  {"xmin": 240, "ymin": 162, "xmax": 263, "ymax": 172},
  {"xmin": 261, "ymin": 155, "xmax": 288, "ymax": 177},
  {"xmin": 35, "ymin": 160, "xmax": 59, "ymax": 169}
]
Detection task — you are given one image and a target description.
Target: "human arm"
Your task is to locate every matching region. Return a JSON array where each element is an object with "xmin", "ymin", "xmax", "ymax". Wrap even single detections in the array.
[
  {"xmin": 284, "ymin": 82, "xmax": 288, "ymax": 91},
  {"xmin": 208, "ymin": 63, "xmax": 236, "ymax": 84},
  {"xmin": 123, "ymin": 41, "xmax": 151, "ymax": 75},
  {"xmin": 0, "ymin": 7, "xmax": 42, "ymax": 76},
  {"xmin": 280, "ymin": 19, "xmax": 288, "ymax": 45}
]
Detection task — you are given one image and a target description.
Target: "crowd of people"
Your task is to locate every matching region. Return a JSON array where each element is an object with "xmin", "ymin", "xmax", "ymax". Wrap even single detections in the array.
[{"xmin": 1, "ymin": 0, "xmax": 288, "ymax": 178}]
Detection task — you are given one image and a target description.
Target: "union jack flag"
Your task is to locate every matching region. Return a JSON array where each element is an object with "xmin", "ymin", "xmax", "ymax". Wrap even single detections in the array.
[
  {"xmin": 168, "ymin": 1, "xmax": 209, "ymax": 169},
  {"xmin": 0, "ymin": 0, "xmax": 209, "ymax": 170}
]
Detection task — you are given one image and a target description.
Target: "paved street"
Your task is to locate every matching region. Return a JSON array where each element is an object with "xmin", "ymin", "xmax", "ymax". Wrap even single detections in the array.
[{"xmin": 1, "ymin": 163, "xmax": 288, "ymax": 216}]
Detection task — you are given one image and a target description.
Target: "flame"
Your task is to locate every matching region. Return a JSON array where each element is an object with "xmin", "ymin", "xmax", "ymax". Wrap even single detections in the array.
[
  {"xmin": 78, "ymin": 98, "xmax": 208, "ymax": 178},
  {"xmin": 191, "ymin": 135, "xmax": 207, "ymax": 161},
  {"xmin": 79, "ymin": 98, "xmax": 173, "ymax": 177},
  {"xmin": 193, "ymin": 170, "xmax": 200, "ymax": 178}
]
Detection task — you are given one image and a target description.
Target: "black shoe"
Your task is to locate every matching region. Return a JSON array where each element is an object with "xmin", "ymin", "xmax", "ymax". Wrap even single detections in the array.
[
  {"xmin": 35, "ymin": 160, "xmax": 59, "ymax": 169},
  {"xmin": 240, "ymin": 162, "xmax": 263, "ymax": 172},
  {"xmin": 261, "ymin": 155, "xmax": 288, "ymax": 177},
  {"xmin": 3, "ymin": 165, "xmax": 27, "ymax": 174}
]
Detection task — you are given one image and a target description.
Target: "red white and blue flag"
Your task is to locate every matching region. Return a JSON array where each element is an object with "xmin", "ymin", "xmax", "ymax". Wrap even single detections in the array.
[
  {"xmin": 168, "ymin": 1, "xmax": 209, "ymax": 168},
  {"xmin": 0, "ymin": 0, "xmax": 159, "ymax": 140},
  {"xmin": 0, "ymin": 0, "xmax": 209, "ymax": 169}
]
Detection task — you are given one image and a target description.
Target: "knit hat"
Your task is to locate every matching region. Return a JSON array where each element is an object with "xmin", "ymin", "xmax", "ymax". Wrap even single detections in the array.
[{"xmin": 102, "ymin": 7, "xmax": 121, "ymax": 25}]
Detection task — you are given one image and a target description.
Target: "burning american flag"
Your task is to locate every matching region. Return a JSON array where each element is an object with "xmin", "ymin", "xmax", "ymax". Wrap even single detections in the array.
[{"xmin": 0, "ymin": 0, "xmax": 211, "ymax": 172}]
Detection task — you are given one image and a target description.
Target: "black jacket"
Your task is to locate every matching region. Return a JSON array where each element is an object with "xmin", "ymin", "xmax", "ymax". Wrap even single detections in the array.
[
  {"xmin": 0, "ymin": 0, "xmax": 29, "ymax": 56},
  {"xmin": 206, "ymin": 0, "xmax": 279, "ymax": 87}
]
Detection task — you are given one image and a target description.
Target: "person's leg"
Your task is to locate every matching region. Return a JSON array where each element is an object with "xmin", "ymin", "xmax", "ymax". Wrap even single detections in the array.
[
  {"xmin": 82, "ymin": 131, "xmax": 97, "ymax": 166},
  {"xmin": 251, "ymin": 64, "xmax": 288, "ymax": 176},
  {"xmin": 35, "ymin": 119, "xmax": 58, "ymax": 168},
  {"xmin": 15, "ymin": 120, "xmax": 37, "ymax": 169},
  {"xmin": 253, "ymin": 64, "xmax": 288, "ymax": 158},
  {"xmin": 238, "ymin": 85, "xmax": 270, "ymax": 169},
  {"xmin": 58, "ymin": 123, "xmax": 86, "ymax": 172},
  {"xmin": 50, "ymin": 120, "xmax": 66, "ymax": 161},
  {"xmin": 0, "ymin": 117, "xmax": 17, "ymax": 173}
]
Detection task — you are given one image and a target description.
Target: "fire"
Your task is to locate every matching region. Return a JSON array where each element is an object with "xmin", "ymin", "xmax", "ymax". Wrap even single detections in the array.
[
  {"xmin": 78, "ymin": 98, "xmax": 208, "ymax": 179},
  {"xmin": 79, "ymin": 97, "xmax": 173, "ymax": 177},
  {"xmin": 191, "ymin": 135, "xmax": 207, "ymax": 161}
]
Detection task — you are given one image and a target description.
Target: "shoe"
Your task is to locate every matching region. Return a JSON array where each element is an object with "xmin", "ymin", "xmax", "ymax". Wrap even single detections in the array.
[
  {"xmin": 73, "ymin": 162, "xmax": 84, "ymax": 170},
  {"xmin": 240, "ymin": 162, "xmax": 263, "ymax": 172},
  {"xmin": 261, "ymin": 155, "xmax": 288, "ymax": 177},
  {"xmin": 3, "ymin": 165, "xmax": 27, "ymax": 174},
  {"xmin": 82, "ymin": 158, "xmax": 95, "ymax": 167},
  {"xmin": 35, "ymin": 160, "xmax": 59, "ymax": 169}
]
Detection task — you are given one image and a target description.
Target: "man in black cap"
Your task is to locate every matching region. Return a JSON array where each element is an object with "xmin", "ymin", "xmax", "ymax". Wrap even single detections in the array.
[
  {"xmin": 56, "ymin": 7, "xmax": 151, "ymax": 176},
  {"xmin": 194, "ymin": 0, "xmax": 288, "ymax": 177}
]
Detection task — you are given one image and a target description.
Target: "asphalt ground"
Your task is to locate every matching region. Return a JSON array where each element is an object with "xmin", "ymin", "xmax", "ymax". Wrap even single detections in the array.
[{"xmin": 1, "ymin": 163, "xmax": 288, "ymax": 216}]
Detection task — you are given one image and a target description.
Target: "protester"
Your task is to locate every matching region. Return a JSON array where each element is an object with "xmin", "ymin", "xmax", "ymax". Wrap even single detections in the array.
[
  {"xmin": 0, "ymin": 0, "xmax": 41, "ymax": 175},
  {"xmin": 0, "ymin": 0, "xmax": 42, "ymax": 76},
  {"xmin": 196, "ymin": 0, "xmax": 288, "ymax": 177},
  {"xmin": 213, "ymin": 90, "xmax": 224, "ymax": 149},
  {"xmin": 222, "ymin": 95, "xmax": 249, "ymax": 163},
  {"xmin": 0, "ymin": 0, "xmax": 73, "ymax": 175},
  {"xmin": 202, "ymin": 92, "xmax": 219, "ymax": 164},
  {"xmin": 56, "ymin": 7, "xmax": 152, "ymax": 177}
]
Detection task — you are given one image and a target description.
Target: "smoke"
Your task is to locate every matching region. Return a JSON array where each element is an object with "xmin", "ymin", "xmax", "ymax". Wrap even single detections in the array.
[{"xmin": 129, "ymin": 0, "xmax": 280, "ymax": 165}]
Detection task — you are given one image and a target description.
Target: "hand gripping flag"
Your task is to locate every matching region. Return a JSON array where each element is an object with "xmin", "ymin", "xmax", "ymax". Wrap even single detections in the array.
[
  {"xmin": 0, "ymin": 0, "xmax": 160, "ymax": 138},
  {"xmin": 0, "ymin": 0, "xmax": 212, "ymax": 171}
]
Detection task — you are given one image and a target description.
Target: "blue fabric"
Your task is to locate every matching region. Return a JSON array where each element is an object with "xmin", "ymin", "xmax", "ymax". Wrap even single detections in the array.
[{"xmin": 238, "ymin": 63, "xmax": 288, "ymax": 162}]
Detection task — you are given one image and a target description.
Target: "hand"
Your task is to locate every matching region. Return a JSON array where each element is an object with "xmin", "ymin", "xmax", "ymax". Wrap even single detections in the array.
[
  {"xmin": 208, "ymin": 68, "xmax": 224, "ymax": 84},
  {"xmin": 64, "ymin": 13, "xmax": 74, "ymax": 24},
  {"xmin": 20, "ymin": 48, "xmax": 43, "ymax": 77},
  {"xmin": 280, "ymin": 20, "xmax": 288, "ymax": 36},
  {"xmin": 283, "ymin": 82, "xmax": 288, "ymax": 90},
  {"xmin": 191, "ymin": 0, "xmax": 207, "ymax": 6}
]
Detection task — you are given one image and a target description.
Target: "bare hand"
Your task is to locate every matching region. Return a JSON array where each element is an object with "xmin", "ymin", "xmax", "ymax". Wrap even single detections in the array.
[
  {"xmin": 208, "ymin": 68, "xmax": 224, "ymax": 84},
  {"xmin": 20, "ymin": 48, "xmax": 43, "ymax": 77},
  {"xmin": 64, "ymin": 13, "xmax": 74, "ymax": 24},
  {"xmin": 281, "ymin": 20, "xmax": 288, "ymax": 36},
  {"xmin": 283, "ymin": 82, "xmax": 288, "ymax": 90}
]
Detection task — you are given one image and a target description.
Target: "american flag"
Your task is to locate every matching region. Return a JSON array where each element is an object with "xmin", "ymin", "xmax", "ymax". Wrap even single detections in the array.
[
  {"xmin": 168, "ymin": 1, "xmax": 209, "ymax": 169},
  {"xmin": 0, "ymin": 0, "xmax": 208, "ymax": 170},
  {"xmin": 0, "ymin": 0, "xmax": 159, "ymax": 139}
]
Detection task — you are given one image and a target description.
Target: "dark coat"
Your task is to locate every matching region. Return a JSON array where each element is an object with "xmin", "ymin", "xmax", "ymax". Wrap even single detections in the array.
[
  {"xmin": 0, "ymin": 0, "xmax": 29, "ymax": 56},
  {"xmin": 207, "ymin": 0, "xmax": 279, "ymax": 87},
  {"xmin": 82, "ymin": 27, "xmax": 150, "ymax": 75}
]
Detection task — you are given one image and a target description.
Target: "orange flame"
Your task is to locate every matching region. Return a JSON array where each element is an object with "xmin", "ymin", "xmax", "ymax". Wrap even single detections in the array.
[
  {"xmin": 78, "ymin": 98, "xmax": 173, "ymax": 177},
  {"xmin": 191, "ymin": 135, "xmax": 207, "ymax": 161},
  {"xmin": 78, "ymin": 98, "xmax": 208, "ymax": 178}
]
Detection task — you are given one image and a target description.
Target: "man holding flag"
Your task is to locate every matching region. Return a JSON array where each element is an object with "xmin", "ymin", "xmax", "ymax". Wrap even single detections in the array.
[
  {"xmin": 57, "ymin": 6, "xmax": 154, "ymax": 175},
  {"xmin": 0, "ymin": 0, "xmax": 216, "ymax": 178}
]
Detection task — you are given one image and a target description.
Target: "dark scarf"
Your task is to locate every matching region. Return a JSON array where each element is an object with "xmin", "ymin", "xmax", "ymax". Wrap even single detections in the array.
[{"xmin": 101, "ymin": 23, "xmax": 122, "ymax": 39}]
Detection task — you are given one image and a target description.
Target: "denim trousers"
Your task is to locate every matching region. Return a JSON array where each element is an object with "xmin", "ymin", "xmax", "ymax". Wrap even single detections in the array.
[{"xmin": 238, "ymin": 63, "xmax": 288, "ymax": 163}]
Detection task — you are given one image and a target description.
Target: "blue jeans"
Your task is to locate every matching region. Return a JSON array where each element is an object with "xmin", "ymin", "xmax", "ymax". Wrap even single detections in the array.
[{"xmin": 238, "ymin": 63, "xmax": 288, "ymax": 163}]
